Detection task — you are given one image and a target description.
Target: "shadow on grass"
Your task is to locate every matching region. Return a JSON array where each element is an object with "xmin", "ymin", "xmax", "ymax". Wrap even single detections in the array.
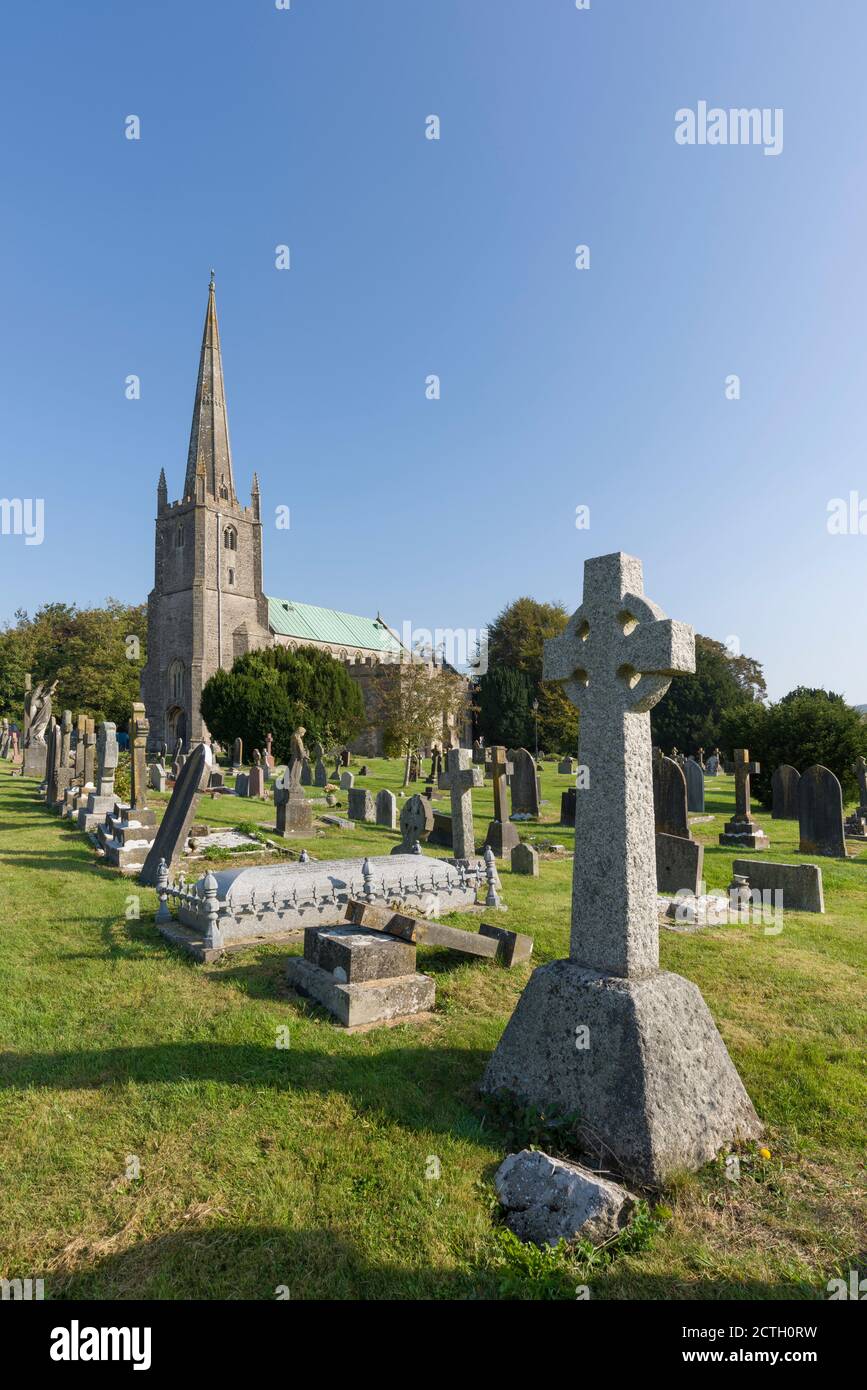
[{"xmin": 0, "ymin": 852, "xmax": 114, "ymax": 877}]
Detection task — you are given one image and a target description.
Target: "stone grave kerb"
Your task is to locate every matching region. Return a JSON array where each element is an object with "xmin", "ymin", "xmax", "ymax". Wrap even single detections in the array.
[{"xmin": 543, "ymin": 551, "xmax": 694, "ymax": 978}]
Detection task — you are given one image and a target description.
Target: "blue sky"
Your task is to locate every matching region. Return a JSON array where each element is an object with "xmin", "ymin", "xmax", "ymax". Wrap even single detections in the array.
[{"xmin": 0, "ymin": 0, "xmax": 864, "ymax": 700}]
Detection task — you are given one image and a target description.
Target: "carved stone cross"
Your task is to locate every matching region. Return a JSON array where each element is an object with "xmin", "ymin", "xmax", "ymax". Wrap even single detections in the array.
[
  {"xmin": 488, "ymin": 745, "xmax": 514, "ymax": 823},
  {"xmin": 543, "ymin": 552, "xmax": 695, "ymax": 977},
  {"xmin": 732, "ymin": 748, "xmax": 759, "ymax": 818},
  {"xmin": 438, "ymin": 747, "xmax": 483, "ymax": 859}
]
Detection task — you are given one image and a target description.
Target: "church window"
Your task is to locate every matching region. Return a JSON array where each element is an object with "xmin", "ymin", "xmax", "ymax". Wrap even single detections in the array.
[
  {"xmin": 175, "ymin": 523, "xmax": 185, "ymax": 549},
  {"xmin": 168, "ymin": 660, "xmax": 185, "ymax": 701},
  {"xmin": 228, "ymin": 568, "xmax": 235, "ymax": 586},
  {"xmin": 223, "ymin": 526, "xmax": 237, "ymax": 551}
]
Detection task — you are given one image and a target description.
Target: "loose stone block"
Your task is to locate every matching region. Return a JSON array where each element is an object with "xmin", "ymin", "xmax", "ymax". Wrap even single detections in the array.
[
  {"xmin": 798, "ymin": 765, "xmax": 846, "ymax": 857},
  {"xmin": 732, "ymin": 858, "xmax": 824, "ymax": 914},
  {"xmin": 285, "ymin": 955, "xmax": 435, "ymax": 1028},
  {"xmin": 494, "ymin": 1150, "xmax": 635, "ymax": 1246},
  {"xmin": 511, "ymin": 842, "xmax": 539, "ymax": 876},
  {"xmin": 304, "ymin": 925, "xmax": 417, "ymax": 982}
]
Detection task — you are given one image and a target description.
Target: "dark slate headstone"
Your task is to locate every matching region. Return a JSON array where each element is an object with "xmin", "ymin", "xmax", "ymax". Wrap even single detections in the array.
[
  {"xmin": 560, "ymin": 786, "xmax": 577, "ymax": 826},
  {"xmin": 684, "ymin": 758, "xmax": 704, "ymax": 813},
  {"xmin": 798, "ymin": 765, "xmax": 846, "ymax": 858},
  {"xmin": 655, "ymin": 831, "xmax": 703, "ymax": 896},
  {"xmin": 652, "ymin": 755, "xmax": 689, "ymax": 838},
  {"xmin": 375, "ymin": 788, "xmax": 397, "ymax": 829},
  {"xmin": 771, "ymin": 765, "xmax": 800, "ymax": 820},
  {"xmin": 347, "ymin": 788, "xmax": 375, "ymax": 822},
  {"xmin": 510, "ymin": 748, "xmax": 540, "ymax": 816},
  {"xmin": 390, "ymin": 793, "xmax": 434, "ymax": 853},
  {"xmin": 139, "ymin": 744, "xmax": 211, "ymax": 885}
]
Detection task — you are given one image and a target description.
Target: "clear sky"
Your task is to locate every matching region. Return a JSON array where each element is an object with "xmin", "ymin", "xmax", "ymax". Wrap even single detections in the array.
[{"xmin": 0, "ymin": 0, "xmax": 864, "ymax": 700}]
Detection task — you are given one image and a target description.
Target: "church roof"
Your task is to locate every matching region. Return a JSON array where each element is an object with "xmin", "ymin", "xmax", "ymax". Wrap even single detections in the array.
[
  {"xmin": 267, "ymin": 597, "xmax": 403, "ymax": 654},
  {"xmin": 183, "ymin": 274, "xmax": 236, "ymax": 504}
]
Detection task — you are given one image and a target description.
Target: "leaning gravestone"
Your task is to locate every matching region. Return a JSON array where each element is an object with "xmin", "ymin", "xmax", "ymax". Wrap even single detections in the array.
[
  {"xmin": 375, "ymin": 788, "xmax": 397, "ymax": 829},
  {"xmin": 510, "ymin": 748, "xmax": 540, "ymax": 817},
  {"xmin": 391, "ymin": 793, "xmax": 434, "ymax": 854},
  {"xmin": 481, "ymin": 550, "xmax": 761, "ymax": 1186},
  {"xmin": 798, "ymin": 765, "xmax": 846, "ymax": 858},
  {"xmin": 771, "ymin": 765, "xmax": 800, "ymax": 820},
  {"xmin": 139, "ymin": 743, "xmax": 212, "ymax": 885},
  {"xmin": 652, "ymin": 756, "xmax": 689, "ymax": 838},
  {"xmin": 684, "ymin": 757, "xmax": 704, "ymax": 813}
]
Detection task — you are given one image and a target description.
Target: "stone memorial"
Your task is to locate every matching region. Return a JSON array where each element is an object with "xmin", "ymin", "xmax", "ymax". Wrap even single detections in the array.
[
  {"xmin": 719, "ymin": 750, "xmax": 769, "ymax": 849},
  {"xmin": 655, "ymin": 831, "xmax": 703, "ymax": 897},
  {"xmin": 484, "ymin": 746, "xmax": 520, "ymax": 858},
  {"xmin": 511, "ymin": 842, "xmax": 539, "ymax": 876},
  {"xmin": 560, "ymin": 785, "xmax": 577, "ymax": 826},
  {"xmin": 438, "ymin": 747, "xmax": 483, "ymax": 859},
  {"xmin": 652, "ymin": 755, "xmax": 689, "ymax": 838},
  {"xmin": 558, "ymin": 756, "xmax": 576, "ymax": 774},
  {"xmin": 313, "ymin": 742, "xmax": 327, "ymax": 787},
  {"xmin": 287, "ymin": 925, "xmax": 435, "ymax": 1028},
  {"xmin": 139, "ymin": 742, "xmax": 212, "ymax": 885},
  {"xmin": 339, "ymin": 771, "xmax": 354, "ymax": 791},
  {"xmin": 481, "ymin": 550, "xmax": 761, "ymax": 1186},
  {"xmin": 22, "ymin": 678, "xmax": 57, "ymax": 780},
  {"xmin": 248, "ymin": 750, "xmax": 266, "ymax": 799},
  {"xmin": 347, "ymin": 788, "xmax": 375, "ymax": 823},
  {"xmin": 375, "ymin": 788, "xmax": 397, "ymax": 829},
  {"xmin": 274, "ymin": 727, "xmax": 313, "ymax": 835},
  {"xmin": 772, "ymin": 765, "xmax": 800, "ymax": 820},
  {"xmin": 77, "ymin": 722, "xmax": 120, "ymax": 832},
  {"xmin": 149, "ymin": 759, "xmax": 168, "ymax": 793},
  {"xmin": 129, "ymin": 702, "xmax": 150, "ymax": 813},
  {"xmin": 51, "ymin": 710, "xmax": 75, "ymax": 808},
  {"xmin": 732, "ymin": 858, "xmax": 824, "ymax": 914},
  {"xmin": 684, "ymin": 757, "xmax": 704, "ymax": 813},
  {"xmin": 798, "ymin": 765, "xmax": 846, "ymax": 858},
  {"xmin": 231, "ymin": 738, "xmax": 243, "ymax": 774},
  {"xmin": 391, "ymin": 793, "xmax": 434, "ymax": 854},
  {"xmin": 472, "ymin": 740, "xmax": 485, "ymax": 764},
  {"xmin": 510, "ymin": 748, "xmax": 540, "ymax": 817},
  {"xmin": 844, "ymin": 756, "xmax": 867, "ymax": 838}
]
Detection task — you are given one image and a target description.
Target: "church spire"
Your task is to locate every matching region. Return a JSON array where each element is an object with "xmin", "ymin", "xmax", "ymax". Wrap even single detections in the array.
[{"xmin": 183, "ymin": 273, "xmax": 236, "ymax": 504}]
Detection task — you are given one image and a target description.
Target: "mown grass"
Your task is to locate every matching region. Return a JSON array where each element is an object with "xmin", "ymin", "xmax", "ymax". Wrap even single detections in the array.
[{"xmin": 0, "ymin": 759, "xmax": 864, "ymax": 1300}]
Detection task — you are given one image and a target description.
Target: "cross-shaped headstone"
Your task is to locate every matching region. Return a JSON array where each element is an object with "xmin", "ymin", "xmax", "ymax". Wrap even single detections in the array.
[
  {"xmin": 544, "ymin": 551, "xmax": 694, "ymax": 977},
  {"xmin": 438, "ymin": 747, "xmax": 483, "ymax": 858},
  {"xmin": 854, "ymin": 756, "xmax": 867, "ymax": 809},
  {"xmin": 732, "ymin": 748, "xmax": 759, "ymax": 818},
  {"xmin": 95, "ymin": 722, "xmax": 119, "ymax": 798},
  {"xmin": 488, "ymin": 746, "xmax": 514, "ymax": 823}
]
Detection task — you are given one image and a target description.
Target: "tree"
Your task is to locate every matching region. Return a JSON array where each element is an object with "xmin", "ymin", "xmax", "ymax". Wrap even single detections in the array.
[
  {"xmin": 476, "ymin": 665, "xmax": 534, "ymax": 749},
  {"xmin": 721, "ymin": 689, "xmax": 867, "ymax": 808},
  {"xmin": 370, "ymin": 659, "xmax": 468, "ymax": 785},
  {"xmin": 478, "ymin": 596, "xmax": 577, "ymax": 752},
  {"xmin": 0, "ymin": 599, "xmax": 147, "ymax": 728},
  {"xmin": 650, "ymin": 635, "xmax": 763, "ymax": 753},
  {"xmin": 200, "ymin": 644, "xmax": 365, "ymax": 761}
]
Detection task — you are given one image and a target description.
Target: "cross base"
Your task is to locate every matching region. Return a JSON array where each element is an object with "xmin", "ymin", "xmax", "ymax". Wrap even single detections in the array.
[
  {"xmin": 485, "ymin": 820, "xmax": 520, "ymax": 859},
  {"xmin": 481, "ymin": 960, "xmax": 762, "ymax": 1187},
  {"xmin": 719, "ymin": 817, "xmax": 769, "ymax": 850}
]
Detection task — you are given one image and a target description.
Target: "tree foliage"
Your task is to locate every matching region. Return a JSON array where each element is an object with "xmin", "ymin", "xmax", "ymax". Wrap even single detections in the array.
[
  {"xmin": 369, "ymin": 660, "xmax": 468, "ymax": 776},
  {"xmin": 200, "ymin": 644, "xmax": 365, "ymax": 761},
  {"xmin": 721, "ymin": 689, "xmax": 867, "ymax": 808},
  {"xmin": 650, "ymin": 635, "xmax": 764, "ymax": 753},
  {"xmin": 477, "ymin": 596, "xmax": 578, "ymax": 753},
  {"xmin": 0, "ymin": 599, "xmax": 147, "ymax": 729}
]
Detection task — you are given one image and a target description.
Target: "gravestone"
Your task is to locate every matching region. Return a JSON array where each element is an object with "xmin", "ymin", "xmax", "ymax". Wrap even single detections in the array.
[
  {"xmin": 149, "ymin": 760, "xmax": 168, "ymax": 793},
  {"xmin": 313, "ymin": 742, "xmax": 327, "ymax": 787},
  {"xmin": 558, "ymin": 756, "xmax": 575, "ymax": 774},
  {"xmin": 231, "ymin": 738, "xmax": 243, "ymax": 773},
  {"xmin": 798, "ymin": 765, "xmax": 846, "ymax": 857},
  {"xmin": 248, "ymin": 750, "xmax": 266, "ymax": 799},
  {"xmin": 129, "ymin": 702, "xmax": 150, "ymax": 813},
  {"xmin": 77, "ymin": 722, "xmax": 120, "ymax": 831},
  {"xmin": 652, "ymin": 756, "xmax": 689, "ymax": 838},
  {"xmin": 655, "ymin": 831, "xmax": 703, "ymax": 896},
  {"xmin": 844, "ymin": 756, "xmax": 867, "ymax": 838},
  {"xmin": 481, "ymin": 550, "xmax": 761, "ymax": 1186},
  {"xmin": 375, "ymin": 788, "xmax": 397, "ymax": 829},
  {"xmin": 771, "ymin": 765, "xmax": 800, "ymax": 820},
  {"xmin": 340, "ymin": 771, "xmax": 354, "ymax": 791},
  {"xmin": 705, "ymin": 753, "xmax": 719, "ymax": 776},
  {"xmin": 511, "ymin": 842, "xmax": 539, "ymax": 877},
  {"xmin": 234, "ymin": 772, "xmax": 250, "ymax": 797},
  {"xmin": 485, "ymin": 746, "xmax": 519, "ymax": 858},
  {"xmin": 139, "ymin": 743, "xmax": 212, "ymax": 885},
  {"xmin": 684, "ymin": 757, "xmax": 704, "ymax": 813},
  {"xmin": 510, "ymin": 748, "xmax": 540, "ymax": 817},
  {"xmin": 719, "ymin": 749, "xmax": 769, "ymax": 849},
  {"xmin": 438, "ymin": 747, "xmax": 483, "ymax": 859},
  {"xmin": 347, "ymin": 788, "xmax": 375, "ymax": 823},
  {"xmin": 274, "ymin": 728, "xmax": 313, "ymax": 835},
  {"xmin": 300, "ymin": 756, "xmax": 312, "ymax": 786},
  {"xmin": 732, "ymin": 858, "xmax": 824, "ymax": 914},
  {"xmin": 45, "ymin": 721, "xmax": 62, "ymax": 806},
  {"xmin": 472, "ymin": 740, "xmax": 485, "ymax": 764},
  {"xmin": 391, "ymin": 794, "xmax": 434, "ymax": 854},
  {"xmin": 51, "ymin": 710, "xmax": 75, "ymax": 808},
  {"xmin": 264, "ymin": 732, "xmax": 275, "ymax": 773},
  {"xmin": 82, "ymin": 718, "xmax": 96, "ymax": 787},
  {"xmin": 560, "ymin": 786, "xmax": 577, "ymax": 826}
]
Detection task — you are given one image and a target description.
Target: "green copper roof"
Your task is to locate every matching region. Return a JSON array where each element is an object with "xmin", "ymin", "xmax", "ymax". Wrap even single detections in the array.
[{"xmin": 267, "ymin": 596, "xmax": 402, "ymax": 654}]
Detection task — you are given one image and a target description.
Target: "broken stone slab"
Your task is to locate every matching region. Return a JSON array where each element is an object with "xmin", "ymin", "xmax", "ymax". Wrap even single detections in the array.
[
  {"xmin": 345, "ymin": 899, "xmax": 532, "ymax": 966},
  {"xmin": 304, "ymin": 925, "xmax": 417, "ymax": 983},
  {"xmin": 732, "ymin": 858, "xmax": 824, "ymax": 913},
  {"xmin": 286, "ymin": 936, "xmax": 435, "ymax": 1028},
  {"xmin": 494, "ymin": 1149, "xmax": 635, "ymax": 1246}
]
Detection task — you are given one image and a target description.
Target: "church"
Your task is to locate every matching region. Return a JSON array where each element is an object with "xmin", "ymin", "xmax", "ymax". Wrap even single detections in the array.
[{"xmin": 140, "ymin": 276, "xmax": 408, "ymax": 754}]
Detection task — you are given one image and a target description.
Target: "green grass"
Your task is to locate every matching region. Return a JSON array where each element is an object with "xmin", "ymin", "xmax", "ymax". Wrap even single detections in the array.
[{"xmin": 0, "ymin": 760, "xmax": 864, "ymax": 1300}]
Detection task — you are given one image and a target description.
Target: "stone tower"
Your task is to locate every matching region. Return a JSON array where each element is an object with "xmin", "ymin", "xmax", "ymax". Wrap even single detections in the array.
[{"xmin": 141, "ymin": 275, "xmax": 271, "ymax": 750}]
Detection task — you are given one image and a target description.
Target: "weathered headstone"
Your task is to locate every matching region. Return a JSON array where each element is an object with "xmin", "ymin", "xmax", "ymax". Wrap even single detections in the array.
[
  {"xmin": 274, "ymin": 728, "xmax": 313, "ymax": 834},
  {"xmin": 481, "ymin": 550, "xmax": 761, "ymax": 1186},
  {"xmin": 149, "ymin": 760, "xmax": 168, "ymax": 793},
  {"xmin": 438, "ymin": 747, "xmax": 483, "ymax": 859},
  {"xmin": 844, "ymin": 756, "xmax": 867, "ymax": 838},
  {"xmin": 231, "ymin": 737, "xmax": 243, "ymax": 773},
  {"xmin": 472, "ymin": 740, "xmax": 485, "ymax": 764},
  {"xmin": 652, "ymin": 755, "xmax": 689, "ymax": 837},
  {"xmin": 560, "ymin": 786, "xmax": 577, "ymax": 826},
  {"xmin": 798, "ymin": 765, "xmax": 846, "ymax": 857},
  {"xmin": 732, "ymin": 858, "xmax": 824, "ymax": 914},
  {"xmin": 511, "ymin": 842, "xmax": 539, "ymax": 876},
  {"xmin": 485, "ymin": 746, "xmax": 519, "ymax": 858},
  {"xmin": 684, "ymin": 757, "xmax": 704, "ymax": 813},
  {"xmin": 76, "ymin": 722, "xmax": 120, "ymax": 831},
  {"xmin": 248, "ymin": 750, "xmax": 266, "ymax": 799},
  {"xmin": 655, "ymin": 831, "xmax": 703, "ymax": 896},
  {"xmin": 45, "ymin": 721, "xmax": 62, "ymax": 805},
  {"xmin": 771, "ymin": 765, "xmax": 800, "ymax": 820},
  {"xmin": 375, "ymin": 788, "xmax": 397, "ymax": 829},
  {"xmin": 129, "ymin": 702, "xmax": 150, "ymax": 813},
  {"xmin": 139, "ymin": 743, "xmax": 212, "ymax": 885},
  {"xmin": 558, "ymin": 756, "xmax": 576, "ymax": 774},
  {"xmin": 347, "ymin": 788, "xmax": 375, "ymax": 823},
  {"xmin": 719, "ymin": 749, "xmax": 769, "ymax": 849},
  {"xmin": 510, "ymin": 748, "xmax": 540, "ymax": 817},
  {"xmin": 391, "ymin": 793, "xmax": 434, "ymax": 853},
  {"xmin": 339, "ymin": 771, "xmax": 354, "ymax": 791},
  {"xmin": 313, "ymin": 742, "xmax": 327, "ymax": 787}
]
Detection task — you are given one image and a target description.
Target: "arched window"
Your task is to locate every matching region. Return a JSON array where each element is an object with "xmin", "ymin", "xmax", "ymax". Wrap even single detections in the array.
[
  {"xmin": 228, "ymin": 568, "xmax": 235, "ymax": 587},
  {"xmin": 168, "ymin": 660, "xmax": 184, "ymax": 702},
  {"xmin": 175, "ymin": 523, "xmax": 185, "ymax": 549},
  {"xmin": 223, "ymin": 526, "xmax": 237, "ymax": 551}
]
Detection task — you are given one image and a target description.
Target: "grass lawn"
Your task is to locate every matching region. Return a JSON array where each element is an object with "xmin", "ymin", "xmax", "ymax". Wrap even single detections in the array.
[{"xmin": 0, "ymin": 758, "xmax": 864, "ymax": 1300}]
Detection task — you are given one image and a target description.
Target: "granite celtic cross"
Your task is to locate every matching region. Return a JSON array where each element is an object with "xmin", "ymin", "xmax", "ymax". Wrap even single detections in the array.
[{"xmin": 543, "ymin": 552, "xmax": 695, "ymax": 977}]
